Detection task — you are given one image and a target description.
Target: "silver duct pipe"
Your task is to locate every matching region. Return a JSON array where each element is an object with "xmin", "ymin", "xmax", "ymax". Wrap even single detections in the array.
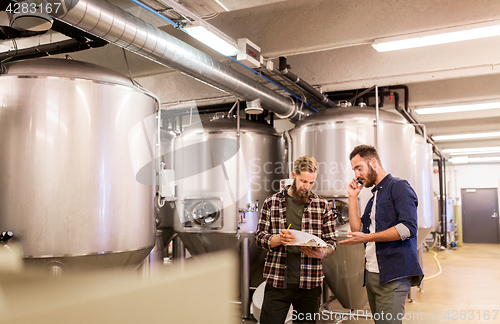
[{"xmin": 51, "ymin": 0, "xmax": 304, "ymax": 120}]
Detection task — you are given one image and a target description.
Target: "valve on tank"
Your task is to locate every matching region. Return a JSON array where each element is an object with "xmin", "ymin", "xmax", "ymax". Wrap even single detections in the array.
[
  {"xmin": 238, "ymin": 201, "xmax": 259, "ymax": 224},
  {"xmin": 0, "ymin": 231, "xmax": 13, "ymax": 244},
  {"xmin": 238, "ymin": 200, "xmax": 259, "ymax": 213}
]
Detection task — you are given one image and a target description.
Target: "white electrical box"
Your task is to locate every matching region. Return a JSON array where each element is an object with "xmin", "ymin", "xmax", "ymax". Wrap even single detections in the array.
[
  {"xmin": 237, "ymin": 38, "xmax": 263, "ymax": 68},
  {"xmin": 266, "ymin": 59, "xmax": 274, "ymax": 71}
]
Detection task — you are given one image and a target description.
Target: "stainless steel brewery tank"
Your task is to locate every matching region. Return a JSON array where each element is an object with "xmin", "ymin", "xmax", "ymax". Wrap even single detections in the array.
[
  {"xmin": 0, "ymin": 58, "xmax": 156, "ymax": 272},
  {"xmin": 173, "ymin": 117, "xmax": 282, "ymax": 296},
  {"xmin": 172, "ymin": 116, "xmax": 282, "ymax": 318},
  {"xmin": 173, "ymin": 118, "xmax": 282, "ymax": 251},
  {"xmin": 413, "ymin": 134, "xmax": 436, "ymax": 247},
  {"xmin": 290, "ymin": 107, "xmax": 416, "ymax": 202},
  {"xmin": 289, "ymin": 106, "xmax": 416, "ymax": 309}
]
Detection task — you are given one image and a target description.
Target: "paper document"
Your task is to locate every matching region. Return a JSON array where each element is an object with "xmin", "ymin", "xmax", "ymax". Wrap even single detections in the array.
[{"xmin": 286, "ymin": 229, "xmax": 327, "ymax": 247}]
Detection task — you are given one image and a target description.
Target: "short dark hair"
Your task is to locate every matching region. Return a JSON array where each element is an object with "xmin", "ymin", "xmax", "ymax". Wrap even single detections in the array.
[{"xmin": 349, "ymin": 145, "xmax": 382, "ymax": 166}]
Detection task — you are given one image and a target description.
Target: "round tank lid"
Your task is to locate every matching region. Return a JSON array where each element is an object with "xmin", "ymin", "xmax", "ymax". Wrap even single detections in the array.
[
  {"xmin": 2, "ymin": 58, "xmax": 135, "ymax": 88},
  {"xmin": 294, "ymin": 107, "xmax": 408, "ymax": 128},
  {"xmin": 182, "ymin": 118, "xmax": 279, "ymax": 136}
]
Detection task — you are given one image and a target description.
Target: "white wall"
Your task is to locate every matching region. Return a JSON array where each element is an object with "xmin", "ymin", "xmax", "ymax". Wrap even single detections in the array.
[{"xmin": 432, "ymin": 163, "xmax": 500, "ymax": 204}]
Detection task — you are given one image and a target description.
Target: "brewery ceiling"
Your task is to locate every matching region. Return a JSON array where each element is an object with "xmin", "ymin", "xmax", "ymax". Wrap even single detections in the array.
[{"xmin": 2, "ymin": 0, "xmax": 500, "ymax": 164}]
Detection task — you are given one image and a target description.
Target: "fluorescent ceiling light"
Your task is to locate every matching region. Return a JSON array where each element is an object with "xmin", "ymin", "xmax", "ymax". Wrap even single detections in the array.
[
  {"xmin": 449, "ymin": 156, "xmax": 500, "ymax": 164},
  {"xmin": 443, "ymin": 146, "xmax": 500, "ymax": 155},
  {"xmin": 414, "ymin": 101, "xmax": 500, "ymax": 115},
  {"xmin": 432, "ymin": 131, "xmax": 500, "ymax": 141},
  {"xmin": 184, "ymin": 22, "xmax": 239, "ymax": 56},
  {"xmin": 448, "ymin": 156, "xmax": 469, "ymax": 164},
  {"xmin": 372, "ymin": 20, "xmax": 500, "ymax": 52}
]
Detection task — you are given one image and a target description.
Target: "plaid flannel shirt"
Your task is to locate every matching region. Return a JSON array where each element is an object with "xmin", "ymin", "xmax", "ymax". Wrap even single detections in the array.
[{"xmin": 255, "ymin": 186, "xmax": 337, "ymax": 289}]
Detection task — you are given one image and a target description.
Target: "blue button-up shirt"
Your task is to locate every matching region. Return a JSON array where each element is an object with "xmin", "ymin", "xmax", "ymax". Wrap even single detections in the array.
[{"xmin": 361, "ymin": 174, "xmax": 424, "ymax": 285}]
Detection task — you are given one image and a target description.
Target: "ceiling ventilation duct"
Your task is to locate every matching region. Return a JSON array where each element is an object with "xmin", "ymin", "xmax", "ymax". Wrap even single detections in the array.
[
  {"xmin": 245, "ymin": 99, "xmax": 263, "ymax": 115},
  {"xmin": 7, "ymin": 0, "xmax": 54, "ymax": 31},
  {"xmin": 46, "ymin": 0, "xmax": 308, "ymax": 121}
]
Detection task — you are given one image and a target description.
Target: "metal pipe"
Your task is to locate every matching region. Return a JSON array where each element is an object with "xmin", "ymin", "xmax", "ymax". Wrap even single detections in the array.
[
  {"xmin": 436, "ymin": 158, "xmax": 446, "ymax": 248},
  {"xmin": 236, "ymin": 101, "xmax": 240, "ymax": 134},
  {"xmin": 0, "ymin": 39, "xmax": 80, "ymax": 62},
  {"xmin": 361, "ymin": 90, "xmax": 399, "ymax": 109},
  {"xmin": 229, "ymin": 56, "xmax": 317, "ymax": 114},
  {"xmin": 408, "ymin": 286, "xmax": 416, "ymax": 303},
  {"xmin": 161, "ymin": 102, "xmax": 238, "ymax": 119},
  {"xmin": 0, "ymin": 18, "xmax": 108, "ymax": 63},
  {"xmin": 433, "ymin": 144, "xmax": 446, "ymax": 160},
  {"xmin": 0, "ymin": 25, "xmax": 47, "ymax": 39},
  {"xmin": 156, "ymin": 110, "xmax": 166, "ymax": 208},
  {"xmin": 284, "ymin": 130, "xmax": 293, "ymax": 177},
  {"xmin": 49, "ymin": 0, "xmax": 301, "ymax": 121},
  {"xmin": 240, "ymin": 237, "xmax": 251, "ymax": 319},
  {"xmin": 393, "ymin": 100, "xmax": 424, "ymax": 136},
  {"xmin": 349, "ymin": 85, "xmax": 377, "ymax": 104},
  {"xmin": 172, "ymin": 235, "xmax": 185, "ymax": 263},
  {"xmin": 150, "ymin": 230, "xmax": 165, "ymax": 268},
  {"xmin": 443, "ymin": 157, "xmax": 448, "ymax": 248},
  {"xmin": 385, "ymin": 85, "xmax": 425, "ymax": 138},
  {"xmin": 228, "ymin": 100, "xmax": 238, "ymax": 117},
  {"xmin": 279, "ymin": 57, "xmax": 336, "ymax": 108},
  {"xmin": 161, "ymin": 96, "xmax": 236, "ymax": 110},
  {"xmin": 412, "ymin": 123, "xmax": 427, "ymax": 139},
  {"xmin": 170, "ymin": 126, "xmax": 175, "ymax": 176}
]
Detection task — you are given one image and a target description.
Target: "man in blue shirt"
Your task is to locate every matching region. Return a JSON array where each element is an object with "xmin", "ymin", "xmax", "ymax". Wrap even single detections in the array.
[{"xmin": 339, "ymin": 145, "xmax": 423, "ymax": 324}]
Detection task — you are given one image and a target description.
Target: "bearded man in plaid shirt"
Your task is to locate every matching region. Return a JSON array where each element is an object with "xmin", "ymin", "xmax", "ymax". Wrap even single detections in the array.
[{"xmin": 256, "ymin": 155, "xmax": 337, "ymax": 324}]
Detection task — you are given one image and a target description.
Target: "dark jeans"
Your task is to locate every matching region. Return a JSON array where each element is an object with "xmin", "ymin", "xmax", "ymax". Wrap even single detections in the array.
[
  {"xmin": 365, "ymin": 271, "xmax": 411, "ymax": 324},
  {"xmin": 260, "ymin": 283, "xmax": 321, "ymax": 324}
]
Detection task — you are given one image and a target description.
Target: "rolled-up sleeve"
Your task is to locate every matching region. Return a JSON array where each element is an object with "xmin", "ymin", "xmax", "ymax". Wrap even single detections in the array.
[{"xmin": 395, "ymin": 223, "xmax": 411, "ymax": 240}]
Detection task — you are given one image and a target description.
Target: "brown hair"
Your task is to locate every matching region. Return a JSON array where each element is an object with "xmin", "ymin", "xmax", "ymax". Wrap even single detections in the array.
[
  {"xmin": 294, "ymin": 155, "xmax": 318, "ymax": 175},
  {"xmin": 349, "ymin": 145, "xmax": 383, "ymax": 167}
]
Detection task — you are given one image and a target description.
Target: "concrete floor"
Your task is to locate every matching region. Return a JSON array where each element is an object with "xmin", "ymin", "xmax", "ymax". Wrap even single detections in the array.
[{"xmin": 239, "ymin": 243, "xmax": 500, "ymax": 324}]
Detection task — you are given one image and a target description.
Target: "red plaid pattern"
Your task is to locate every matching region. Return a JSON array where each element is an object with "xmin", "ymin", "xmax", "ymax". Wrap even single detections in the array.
[{"xmin": 256, "ymin": 186, "xmax": 337, "ymax": 289}]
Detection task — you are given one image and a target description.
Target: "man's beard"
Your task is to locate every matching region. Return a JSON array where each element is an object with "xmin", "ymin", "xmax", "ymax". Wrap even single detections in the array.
[
  {"xmin": 290, "ymin": 179, "xmax": 311, "ymax": 205},
  {"xmin": 363, "ymin": 163, "xmax": 378, "ymax": 188}
]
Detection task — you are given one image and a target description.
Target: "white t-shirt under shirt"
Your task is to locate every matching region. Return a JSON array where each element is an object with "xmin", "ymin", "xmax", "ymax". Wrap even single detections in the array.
[
  {"xmin": 364, "ymin": 190, "xmax": 411, "ymax": 273},
  {"xmin": 365, "ymin": 191, "xmax": 379, "ymax": 273}
]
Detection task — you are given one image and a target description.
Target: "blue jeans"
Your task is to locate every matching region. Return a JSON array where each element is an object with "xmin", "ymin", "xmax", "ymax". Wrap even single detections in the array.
[{"xmin": 365, "ymin": 271, "xmax": 411, "ymax": 324}]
